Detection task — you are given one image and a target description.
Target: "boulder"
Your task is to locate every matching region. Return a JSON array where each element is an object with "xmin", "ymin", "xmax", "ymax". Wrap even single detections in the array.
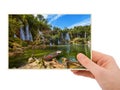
[
  {"xmin": 28, "ymin": 57, "xmax": 35, "ymax": 63},
  {"xmin": 12, "ymin": 42, "xmax": 21, "ymax": 47}
]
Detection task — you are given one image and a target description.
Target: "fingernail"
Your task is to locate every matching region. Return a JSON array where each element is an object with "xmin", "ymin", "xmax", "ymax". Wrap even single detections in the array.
[{"xmin": 77, "ymin": 53, "xmax": 85, "ymax": 61}]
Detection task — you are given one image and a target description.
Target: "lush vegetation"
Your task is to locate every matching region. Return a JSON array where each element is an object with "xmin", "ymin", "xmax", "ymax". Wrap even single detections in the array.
[{"xmin": 9, "ymin": 14, "xmax": 91, "ymax": 68}]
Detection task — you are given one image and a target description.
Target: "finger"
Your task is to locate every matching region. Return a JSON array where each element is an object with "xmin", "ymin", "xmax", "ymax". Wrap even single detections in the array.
[
  {"xmin": 77, "ymin": 53, "xmax": 102, "ymax": 75},
  {"xmin": 72, "ymin": 70, "xmax": 94, "ymax": 78}
]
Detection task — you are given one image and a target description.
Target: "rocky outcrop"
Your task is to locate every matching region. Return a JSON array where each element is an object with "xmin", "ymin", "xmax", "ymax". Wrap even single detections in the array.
[
  {"xmin": 9, "ymin": 42, "xmax": 24, "ymax": 57},
  {"xmin": 28, "ymin": 57, "xmax": 36, "ymax": 63},
  {"xmin": 18, "ymin": 56, "xmax": 83, "ymax": 69},
  {"xmin": 61, "ymin": 57, "xmax": 83, "ymax": 69},
  {"xmin": 17, "ymin": 50, "xmax": 83, "ymax": 69}
]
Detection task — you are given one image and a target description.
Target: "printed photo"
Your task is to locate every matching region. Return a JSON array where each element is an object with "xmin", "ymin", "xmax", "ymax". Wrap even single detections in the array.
[{"xmin": 9, "ymin": 14, "xmax": 91, "ymax": 69}]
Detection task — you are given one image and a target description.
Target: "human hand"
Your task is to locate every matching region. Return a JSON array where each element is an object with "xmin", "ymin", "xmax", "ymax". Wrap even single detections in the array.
[{"xmin": 72, "ymin": 51, "xmax": 120, "ymax": 90}]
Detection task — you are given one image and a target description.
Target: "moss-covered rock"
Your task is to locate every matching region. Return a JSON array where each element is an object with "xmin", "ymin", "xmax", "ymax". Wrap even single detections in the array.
[{"xmin": 71, "ymin": 37, "xmax": 87, "ymax": 44}]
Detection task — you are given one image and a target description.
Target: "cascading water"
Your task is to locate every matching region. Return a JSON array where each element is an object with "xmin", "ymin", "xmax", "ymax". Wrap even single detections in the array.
[
  {"xmin": 29, "ymin": 32, "xmax": 33, "ymax": 41},
  {"xmin": 65, "ymin": 33, "xmax": 70, "ymax": 41},
  {"xmin": 14, "ymin": 34, "xmax": 17, "ymax": 38},
  {"xmin": 39, "ymin": 30, "xmax": 44, "ymax": 41},
  {"xmin": 26, "ymin": 25, "xmax": 30, "ymax": 40},
  {"xmin": 20, "ymin": 26, "xmax": 25, "ymax": 40},
  {"xmin": 20, "ymin": 25, "xmax": 33, "ymax": 41},
  {"xmin": 61, "ymin": 33, "xmax": 64, "ymax": 39},
  {"xmin": 38, "ymin": 30, "xmax": 42, "ymax": 35},
  {"xmin": 84, "ymin": 32, "xmax": 86, "ymax": 38},
  {"xmin": 87, "ymin": 41, "xmax": 90, "ymax": 48},
  {"xmin": 49, "ymin": 39, "xmax": 53, "ymax": 46},
  {"xmin": 50, "ymin": 42, "xmax": 52, "ymax": 46},
  {"xmin": 58, "ymin": 39, "xmax": 60, "ymax": 45}
]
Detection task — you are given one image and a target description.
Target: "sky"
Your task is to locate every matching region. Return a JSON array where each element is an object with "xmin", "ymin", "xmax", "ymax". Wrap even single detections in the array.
[{"xmin": 42, "ymin": 14, "xmax": 91, "ymax": 29}]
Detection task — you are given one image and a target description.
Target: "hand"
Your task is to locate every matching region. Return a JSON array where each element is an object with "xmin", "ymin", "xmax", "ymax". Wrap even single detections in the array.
[{"xmin": 72, "ymin": 51, "xmax": 120, "ymax": 90}]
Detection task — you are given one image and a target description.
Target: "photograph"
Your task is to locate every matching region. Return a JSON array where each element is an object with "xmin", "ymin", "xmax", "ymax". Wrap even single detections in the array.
[{"xmin": 9, "ymin": 14, "xmax": 91, "ymax": 69}]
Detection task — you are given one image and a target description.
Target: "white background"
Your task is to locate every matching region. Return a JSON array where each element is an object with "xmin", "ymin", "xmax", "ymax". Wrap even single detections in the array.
[{"xmin": 0, "ymin": 0, "xmax": 120, "ymax": 90}]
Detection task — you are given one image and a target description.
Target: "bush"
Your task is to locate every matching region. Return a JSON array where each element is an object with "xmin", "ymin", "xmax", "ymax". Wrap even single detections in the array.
[
  {"xmin": 22, "ymin": 41, "xmax": 28, "ymax": 47},
  {"xmin": 72, "ymin": 38, "xmax": 86, "ymax": 44}
]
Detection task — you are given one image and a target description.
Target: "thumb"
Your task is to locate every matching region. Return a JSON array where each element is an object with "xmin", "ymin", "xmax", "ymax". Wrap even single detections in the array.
[{"xmin": 77, "ymin": 53, "xmax": 102, "ymax": 74}]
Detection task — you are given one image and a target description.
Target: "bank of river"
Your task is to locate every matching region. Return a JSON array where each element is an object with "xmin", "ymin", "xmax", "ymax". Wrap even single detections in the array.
[{"xmin": 9, "ymin": 44, "xmax": 90, "ymax": 68}]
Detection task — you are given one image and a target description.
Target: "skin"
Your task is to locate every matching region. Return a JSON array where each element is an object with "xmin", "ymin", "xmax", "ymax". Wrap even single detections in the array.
[{"xmin": 71, "ymin": 51, "xmax": 120, "ymax": 90}]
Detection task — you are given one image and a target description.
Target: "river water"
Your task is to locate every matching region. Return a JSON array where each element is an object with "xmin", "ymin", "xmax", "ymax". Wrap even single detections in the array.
[{"xmin": 47, "ymin": 44, "xmax": 91, "ymax": 63}]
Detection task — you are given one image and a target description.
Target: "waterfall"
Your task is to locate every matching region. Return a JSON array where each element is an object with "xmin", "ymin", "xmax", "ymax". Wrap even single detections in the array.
[
  {"xmin": 84, "ymin": 32, "xmax": 86, "ymax": 38},
  {"xmin": 39, "ymin": 30, "xmax": 44, "ymax": 41},
  {"xmin": 14, "ymin": 34, "xmax": 17, "ymax": 38},
  {"xmin": 29, "ymin": 32, "xmax": 33, "ymax": 41},
  {"xmin": 50, "ymin": 42, "xmax": 52, "ymax": 46},
  {"xmin": 20, "ymin": 26, "xmax": 25, "ymax": 40},
  {"xmin": 49, "ymin": 39, "xmax": 53, "ymax": 46},
  {"xmin": 87, "ymin": 41, "xmax": 90, "ymax": 48},
  {"xmin": 26, "ymin": 25, "xmax": 33, "ymax": 41},
  {"xmin": 26, "ymin": 25, "xmax": 30, "ymax": 40},
  {"xmin": 65, "ymin": 33, "xmax": 70, "ymax": 41},
  {"xmin": 61, "ymin": 33, "xmax": 64, "ymax": 39},
  {"xmin": 38, "ymin": 30, "xmax": 43, "ymax": 35},
  {"xmin": 58, "ymin": 39, "xmax": 60, "ymax": 45},
  {"xmin": 20, "ymin": 25, "xmax": 33, "ymax": 41}
]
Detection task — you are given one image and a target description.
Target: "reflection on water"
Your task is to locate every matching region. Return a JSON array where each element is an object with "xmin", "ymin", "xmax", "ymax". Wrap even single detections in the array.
[{"xmin": 46, "ymin": 44, "xmax": 91, "ymax": 63}]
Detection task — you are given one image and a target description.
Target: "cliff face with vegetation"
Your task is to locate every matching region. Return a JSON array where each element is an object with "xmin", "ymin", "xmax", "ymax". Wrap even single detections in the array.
[{"xmin": 9, "ymin": 14, "xmax": 91, "ymax": 69}]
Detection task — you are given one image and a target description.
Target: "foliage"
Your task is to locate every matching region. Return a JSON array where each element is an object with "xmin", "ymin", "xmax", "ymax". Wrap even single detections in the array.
[
  {"xmin": 9, "ymin": 15, "xmax": 22, "ymax": 37},
  {"xmin": 9, "ymin": 15, "xmax": 91, "ymax": 48}
]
